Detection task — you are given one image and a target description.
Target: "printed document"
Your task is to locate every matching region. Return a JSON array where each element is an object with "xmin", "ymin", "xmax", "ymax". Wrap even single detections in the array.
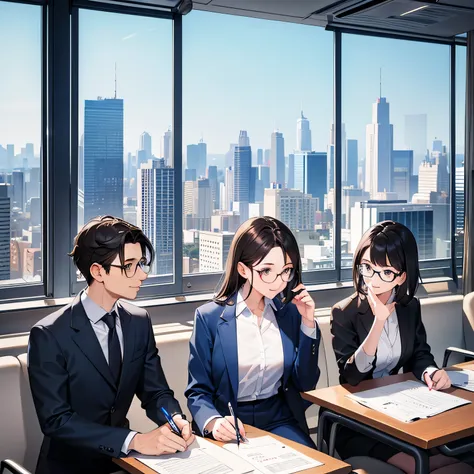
[
  {"xmin": 134, "ymin": 437, "xmax": 254, "ymax": 474},
  {"xmin": 224, "ymin": 435, "xmax": 323, "ymax": 474},
  {"xmin": 449, "ymin": 370, "xmax": 474, "ymax": 392},
  {"xmin": 347, "ymin": 380, "xmax": 470, "ymax": 423}
]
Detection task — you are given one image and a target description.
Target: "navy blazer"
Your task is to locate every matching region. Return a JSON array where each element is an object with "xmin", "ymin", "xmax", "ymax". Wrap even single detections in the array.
[
  {"xmin": 28, "ymin": 292, "xmax": 182, "ymax": 474},
  {"xmin": 185, "ymin": 294, "xmax": 321, "ymax": 436}
]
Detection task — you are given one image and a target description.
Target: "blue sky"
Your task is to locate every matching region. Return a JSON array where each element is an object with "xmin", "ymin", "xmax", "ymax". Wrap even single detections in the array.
[{"xmin": 0, "ymin": 3, "xmax": 466, "ymax": 160}]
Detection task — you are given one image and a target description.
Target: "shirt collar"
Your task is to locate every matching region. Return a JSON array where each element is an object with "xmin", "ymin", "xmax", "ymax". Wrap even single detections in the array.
[
  {"xmin": 235, "ymin": 287, "xmax": 277, "ymax": 317},
  {"xmin": 81, "ymin": 290, "xmax": 120, "ymax": 324}
]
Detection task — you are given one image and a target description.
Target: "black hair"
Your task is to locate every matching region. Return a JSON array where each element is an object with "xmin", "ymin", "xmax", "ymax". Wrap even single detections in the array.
[
  {"xmin": 69, "ymin": 215, "xmax": 154, "ymax": 285},
  {"xmin": 214, "ymin": 216, "xmax": 301, "ymax": 305},
  {"xmin": 352, "ymin": 220, "xmax": 420, "ymax": 305}
]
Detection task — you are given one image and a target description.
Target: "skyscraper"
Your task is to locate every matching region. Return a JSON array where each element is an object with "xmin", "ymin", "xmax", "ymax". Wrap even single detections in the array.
[
  {"xmin": 365, "ymin": 97, "xmax": 393, "ymax": 197},
  {"xmin": 250, "ymin": 167, "xmax": 258, "ymax": 203},
  {"xmin": 294, "ymin": 152, "xmax": 327, "ymax": 211},
  {"xmin": 0, "ymin": 185, "xmax": 10, "ymax": 280},
  {"xmin": 270, "ymin": 131, "xmax": 285, "ymax": 186},
  {"xmin": 328, "ymin": 123, "xmax": 346, "ymax": 190},
  {"xmin": 84, "ymin": 97, "xmax": 123, "ymax": 223},
  {"xmin": 207, "ymin": 165, "xmax": 219, "ymax": 210},
  {"xmin": 224, "ymin": 167, "xmax": 234, "ymax": 212},
  {"xmin": 12, "ymin": 171, "xmax": 25, "ymax": 211},
  {"xmin": 296, "ymin": 111, "xmax": 311, "ymax": 152},
  {"xmin": 345, "ymin": 139, "xmax": 359, "ymax": 188},
  {"xmin": 404, "ymin": 114, "xmax": 427, "ymax": 175},
  {"xmin": 391, "ymin": 150, "xmax": 413, "ymax": 202},
  {"xmin": 161, "ymin": 128, "xmax": 172, "ymax": 166},
  {"xmin": 137, "ymin": 158, "xmax": 174, "ymax": 276},
  {"xmin": 233, "ymin": 131, "xmax": 252, "ymax": 203},
  {"xmin": 287, "ymin": 154, "xmax": 295, "ymax": 189},
  {"xmin": 187, "ymin": 139, "xmax": 207, "ymax": 178},
  {"xmin": 139, "ymin": 132, "xmax": 152, "ymax": 161},
  {"xmin": 257, "ymin": 149, "xmax": 264, "ymax": 165}
]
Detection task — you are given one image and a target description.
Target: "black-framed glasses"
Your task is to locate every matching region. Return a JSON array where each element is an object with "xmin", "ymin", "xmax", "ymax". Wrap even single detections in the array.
[
  {"xmin": 108, "ymin": 260, "xmax": 151, "ymax": 278},
  {"xmin": 253, "ymin": 266, "xmax": 295, "ymax": 284},
  {"xmin": 358, "ymin": 263, "xmax": 402, "ymax": 283}
]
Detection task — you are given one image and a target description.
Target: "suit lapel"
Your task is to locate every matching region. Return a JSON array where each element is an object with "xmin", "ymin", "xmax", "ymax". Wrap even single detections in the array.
[
  {"xmin": 217, "ymin": 297, "xmax": 239, "ymax": 400},
  {"xmin": 70, "ymin": 292, "xmax": 117, "ymax": 391},
  {"xmin": 116, "ymin": 302, "xmax": 134, "ymax": 394},
  {"xmin": 396, "ymin": 303, "xmax": 410, "ymax": 365},
  {"xmin": 357, "ymin": 297, "xmax": 374, "ymax": 338},
  {"xmin": 274, "ymin": 301, "xmax": 293, "ymax": 387}
]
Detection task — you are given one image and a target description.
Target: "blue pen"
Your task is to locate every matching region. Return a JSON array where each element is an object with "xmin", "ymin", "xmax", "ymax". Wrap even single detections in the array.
[{"xmin": 161, "ymin": 407, "xmax": 182, "ymax": 437}]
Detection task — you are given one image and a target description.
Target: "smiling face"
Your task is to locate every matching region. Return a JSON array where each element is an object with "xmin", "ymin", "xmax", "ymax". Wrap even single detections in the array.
[
  {"xmin": 238, "ymin": 246, "xmax": 295, "ymax": 300},
  {"xmin": 90, "ymin": 242, "xmax": 149, "ymax": 300},
  {"xmin": 359, "ymin": 247, "xmax": 406, "ymax": 296}
]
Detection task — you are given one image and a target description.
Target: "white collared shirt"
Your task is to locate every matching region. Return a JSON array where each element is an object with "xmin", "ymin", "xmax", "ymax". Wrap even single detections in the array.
[{"xmin": 80, "ymin": 291, "xmax": 136, "ymax": 454}]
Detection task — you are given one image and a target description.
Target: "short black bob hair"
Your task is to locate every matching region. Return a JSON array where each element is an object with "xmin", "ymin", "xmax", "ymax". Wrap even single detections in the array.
[
  {"xmin": 69, "ymin": 215, "xmax": 154, "ymax": 285},
  {"xmin": 214, "ymin": 216, "xmax": 301, "ymax": 305},
  {"xmin": 352, "ymin": 220, "xmax": 420, "ymax": 305}
]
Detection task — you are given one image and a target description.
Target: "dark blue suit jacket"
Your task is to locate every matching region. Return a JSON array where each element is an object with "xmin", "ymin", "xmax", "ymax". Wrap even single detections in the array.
[
  {"xmin": 28, "ymin": 292, "xmax": 182, "ymax": 474},
  {"xmin": 185, "ymin": 294, "xmax": 321, "ymax": 436}
]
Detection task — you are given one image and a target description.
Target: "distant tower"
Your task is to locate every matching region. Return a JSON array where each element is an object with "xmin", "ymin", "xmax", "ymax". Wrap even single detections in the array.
[{"xmin": 296, "ymin": 111, "xmax": 312, "ymax": 152}]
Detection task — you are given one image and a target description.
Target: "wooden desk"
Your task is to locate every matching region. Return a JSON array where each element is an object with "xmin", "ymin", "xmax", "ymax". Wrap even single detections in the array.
[
  {"xmin": 302, "ymin": 362, "xmax": 474, "ymax": 474},
  {"xmin": 114, "ymin": 425, "xmax": 352, "ymax": 474}
]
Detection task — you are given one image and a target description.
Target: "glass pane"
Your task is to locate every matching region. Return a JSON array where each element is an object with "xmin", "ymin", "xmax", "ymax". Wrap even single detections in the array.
[
  {"xmin": 183, "ymin": 12, "xmax": 334, "ymax": 275},
  {"xmin": 342, "ymin": 35, "xmax": 451, "ymax": 267},
  {"xmin": 456, "ymin": 45, "xmax": 466, "ymax": 275},
  {"xmin": 78, "ymin": 10, "xmax": 173, "ymax": 281},
  {"xmin": 0, "ymin": 2, "xmax": 42, "ymax": 285}
]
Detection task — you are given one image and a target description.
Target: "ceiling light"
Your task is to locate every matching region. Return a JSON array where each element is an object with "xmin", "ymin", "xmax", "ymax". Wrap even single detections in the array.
[{"xmin": 400, "ymin": 5, "xmax": 429, "ymax": 16}]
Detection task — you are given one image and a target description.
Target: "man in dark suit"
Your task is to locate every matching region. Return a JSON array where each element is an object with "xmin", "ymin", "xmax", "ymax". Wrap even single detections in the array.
[{"xmin": 28, "ymin": 216, "xmax": 194, "ymax": 474}]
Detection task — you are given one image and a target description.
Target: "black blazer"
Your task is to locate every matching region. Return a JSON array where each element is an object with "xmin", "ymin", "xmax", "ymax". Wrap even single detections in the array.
[
  {"xmin": 331, "ymin": 293, "xmax": 437, "ymax": 386},
  {"xmin": 28, "ymin": 292, "xmax": 182, "ymax": 474}
]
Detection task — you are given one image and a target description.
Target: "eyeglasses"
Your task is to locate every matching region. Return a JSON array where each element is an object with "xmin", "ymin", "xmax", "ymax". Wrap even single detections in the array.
[
  {"xmin": 108, "ymin": 260, "xmax": 151, "ymax": 278},
  {"xmin": 254, "ymin": 266, "xmax": 295, "ymax": 284},
  {"xmin": 358, "ymin": 263, "xmax": 402, "ymax": 283}
]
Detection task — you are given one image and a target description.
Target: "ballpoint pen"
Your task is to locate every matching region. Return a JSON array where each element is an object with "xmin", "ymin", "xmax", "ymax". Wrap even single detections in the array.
[
  {"xmin": 160, "ymin": 406, "xmax": 182, "ymax": 437},
  {"xmin": 228, "ymin": 402, "xmax": 241, "ymax": 448}
]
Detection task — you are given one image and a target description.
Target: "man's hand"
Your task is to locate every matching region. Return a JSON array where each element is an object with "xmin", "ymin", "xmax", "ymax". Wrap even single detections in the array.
[
  {"xmin": 205, "ymin": 416, "xmax": 246, "ymax": 442},
  {"xmin": 129, "ymin": 424, "xmax": 187, "ymax": 455},
  {"xmin": 172, "ymin": 415, "xmax": 195, "ymax": 446}
]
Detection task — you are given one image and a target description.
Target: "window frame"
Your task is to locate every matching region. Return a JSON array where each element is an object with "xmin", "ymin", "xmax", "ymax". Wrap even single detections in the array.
[{"xmin": 1, "ymin": 0, "xmax": 468, "ymax": 303}]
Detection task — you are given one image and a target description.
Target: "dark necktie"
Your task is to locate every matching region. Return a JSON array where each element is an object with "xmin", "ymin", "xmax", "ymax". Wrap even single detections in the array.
[{"xmin": 101, "ymin": 311, "xmax": 122, "ymax": 386}]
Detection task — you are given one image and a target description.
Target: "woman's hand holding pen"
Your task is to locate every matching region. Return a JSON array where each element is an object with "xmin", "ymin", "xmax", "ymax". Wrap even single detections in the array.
[
  {"xmin": 424, "ymin": 369, "xmax": 451, "ymax": 391},
  {"xmin": 206, "ymin": 416, "xmax": 246, "ymax": 442},
  {"xmin": 292, "ymin": 284, "xmax": 316, "ymax": 328}
]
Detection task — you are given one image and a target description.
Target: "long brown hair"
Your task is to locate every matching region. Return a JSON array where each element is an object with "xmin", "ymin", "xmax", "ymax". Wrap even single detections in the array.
[{"xmin": 214, "ymin": 216, "xmax": 302, "ymax": 305}]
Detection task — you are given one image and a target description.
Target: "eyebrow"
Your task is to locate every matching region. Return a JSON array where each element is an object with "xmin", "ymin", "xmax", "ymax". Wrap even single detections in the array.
[{"xmin": 124, "ymin": 257, "xmax": 140, "ymax": 263}]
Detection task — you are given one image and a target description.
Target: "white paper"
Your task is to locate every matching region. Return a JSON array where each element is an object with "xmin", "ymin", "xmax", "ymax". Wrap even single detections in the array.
[
  {"xmin": 134, "ymin": 437, "xmax": 254, "ymax": 474},
  {"xmin": 223, "ymin": 435, "xmax": 323, "ymax": 474},
  {"xmin": 449, "ymin": 370, "xmax": 474, "ymax": 392},
  {"xmin": 347, "ymin": 380, "xmax": 470, "ymax": 423}
]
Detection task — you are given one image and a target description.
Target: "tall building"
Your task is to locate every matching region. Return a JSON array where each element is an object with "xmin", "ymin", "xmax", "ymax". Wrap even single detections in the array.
[
  {"xmin": 257, "ymin": 148, "xmax": 264, "ymax": 165},
  {"xmin": 365, "ymin": 97, "xmax": 393, "ymax": 197},
  {"xmin": 161, "ymin": 128, "xmax": 172, "ymax": 165},
  {"xmin": 404, "ymin": 114, "xmax": 427, "ymax": 175},
  {"xmin": 224, "ymin": 167, "xmax": 234, "ymax": 212},
  {"xmin": 432, "ymin": 139, "xmax": 443, "ymax": 153},
  {"xmin": 345, "ymin": 139, "xmax": 359, "ymax": 188},
  {"xmin": 350, "ymin": 200, "xmax": 435, "ymax": 259},
  {"xmin": 207, "ymin": 165, "xmax": 219, "ymax": 210},
  {"xmin": 12, "ymin": 171, "xmax": 25, "ymax": 211},
  {"xmin": 199, "ymin": 231, "xmax": 234, "ymax": 273},
  {"xmin": 296, "ymin": 111, "xmax": 311, "ymax": 152},
  {"xmin": 270, "ymin": 131, "xmax": 285, "ymax": 186},
  {"xmin": 391, "ymin": 150, "xmax": 413, "ymax": 202},
  {"xmin": 139, "ymin": 132, "xmax": 152, "ymax": 161},
  {"xmin": 225, "ymin": 143, "xmax": 237, "ymax": 169},
  {"xmin": 264, "ymin": 188, "xmax": 317, "ymax": 231},
  {"xmin": 264, "ymin": 149, "xmax": 270, "ymax": 166},
  {"xmin": 137, "ymin": 158, "xmax": 174, "ymax": 276},
  {"xmin": 250, "ymin": 167, "xmax": 258, "ymax": 204},
  {"xmin": 184, "ymin": 168, "xmax": 196, "ymax": 182},
  {"xmin": 0, "ymin": 185, "xmax": 10, "ymax": 280},
  {"xmin": 415, "ymin": 153, "xmax": 449, "ymax": 203},
  {"xmin": 287, "ymin": 154, "xmax": 295, "ymax": 189},
  {"xmin": 83, "ymin": 97, "xmax": 123, "ymax": 222},
  {"xmin": 194, "ymin": 178, "xmax": 212, "ymax": 231},
  {"xmin": 187, "ymin": 139, "xmax": 207, "ymax": 178},
  {"xmin": 294, "ymin": 152, "xmax": 327, "ymax": 211},
  {"xmin": 328, "ymin": 123, "xmax": 346, "ymax": 190},
  {"xmin": 233, "ymin": 131, "xmax": 252, "ymax": 203},
  {"xmin": 456, "ymin": 164, "xmax": 464, "ymax": 232}
]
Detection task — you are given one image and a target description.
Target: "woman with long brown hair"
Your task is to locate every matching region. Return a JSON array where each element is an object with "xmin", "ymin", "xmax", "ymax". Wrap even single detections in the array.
[{"xmin": 185, "ymin": 216, "xmax": 321, "ymax": 448}]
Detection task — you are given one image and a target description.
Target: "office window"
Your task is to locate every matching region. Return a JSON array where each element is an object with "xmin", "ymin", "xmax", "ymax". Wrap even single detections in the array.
[
  {"xmin": 342, "ymin": 35, "xmax": 451, "ymax": 267},
  {"xmin": 456, "ymin": 45, "xmax": 467, "ymax": 275},
  {"xmin": 0, "ymin": 2, "xmax": 42, "ymax": 285},
  {"xmin": 183, "ymin": 11, "xmax": 334, "ymax": 276},
  {"xmin": 78, "ymin": 10, "xmax": 174, "ymax": 281}
]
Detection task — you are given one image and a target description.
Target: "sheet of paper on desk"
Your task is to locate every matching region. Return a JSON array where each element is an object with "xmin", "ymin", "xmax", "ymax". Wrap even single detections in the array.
[
  {"xmin": 223, "ymin": 435, "xmax": 323, "ymax": 474},
  {"xmin": 449, "ymin": 370, "xmax": 474, "ymax": 391},
  {"xmin": 347, "ymin": 380, "xmax": 471, "ymax": 423},
  {"xmin": 134, "ymin": 437, "xmax": 254, "ymax": 474}
]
